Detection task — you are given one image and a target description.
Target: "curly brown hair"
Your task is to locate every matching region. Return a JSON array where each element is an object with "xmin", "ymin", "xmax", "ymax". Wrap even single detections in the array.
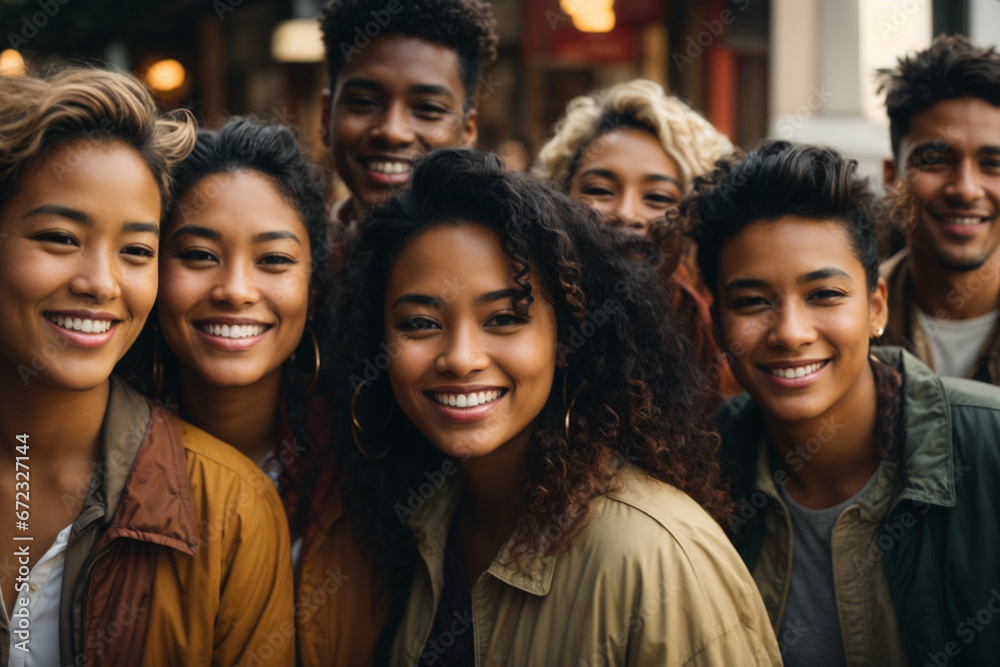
[{"xmin": 329, "ymin": 148, "xmax": 732, "ymax": 626}]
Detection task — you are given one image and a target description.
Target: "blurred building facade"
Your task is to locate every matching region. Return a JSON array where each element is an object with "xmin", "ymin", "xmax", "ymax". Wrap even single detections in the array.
[{"xmin": 1, "ymin": 0, "xmax": 998, "ymax": 186}]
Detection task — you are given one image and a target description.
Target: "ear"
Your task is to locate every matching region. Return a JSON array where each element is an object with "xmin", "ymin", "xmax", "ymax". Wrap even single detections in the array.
[
  {"xmin": 882, "ymin": 157, "xmax": 897, "ymax": 192},
  {"xmin": 319, "ymin": 88, "xmax": 333, "ymax": 149},
  {"xmin": 461, "ymin": 108, "xmax": 478, "ymax": 148},
  {"xmin": 870, "ymin": 276, "xmax": 889, "ymax": 338}
]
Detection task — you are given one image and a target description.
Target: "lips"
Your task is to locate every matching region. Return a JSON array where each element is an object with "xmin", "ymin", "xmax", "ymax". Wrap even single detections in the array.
[
  {"xmin": 932, "ymin": 212, "xmax": 993, "ymax": 237},
  {"xmin": 193, "ymin": 318, "xmax": 272, "ymax": 351},
  {"xmin": 358, "ymin": 156, "xmax": 415, "ymax": 186},
  {"xmin": 43, "ymin": 311, "xmax": 120, "ymax": 348},
  {"xmin": 758, "ymin": 359, "xmax": 830, "ymax": 388},
  {"xmin": 425, "ymin": 387, "xmax": 507, "ymax": 423}
]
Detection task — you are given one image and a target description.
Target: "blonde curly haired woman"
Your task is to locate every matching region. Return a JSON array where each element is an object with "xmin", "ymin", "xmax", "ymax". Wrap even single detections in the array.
[{"xmin": 537, "ymin": 78, "xmax": 742, "ymax": 404}]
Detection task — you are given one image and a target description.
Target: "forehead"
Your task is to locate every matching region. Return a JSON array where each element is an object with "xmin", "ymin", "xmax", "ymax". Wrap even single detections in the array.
[
  {"xmin": 386, "ymin": 224, "xmax": 520, "ymax": 296},
  {"xmin": 578, "ymin": 128, "xmax": 679, "ymax": 175},
  {"xmin": 719, "ymin": 216, "xmax": 861, "ymax": 280},
  {"xmin": 334, "ymin": 34, "xmax": 466, "ymax": 98},
  {"xmin": 900, "ymin": 96, "xmax": 1000, "ymax": 154},
  {"xmin": 169, "ymin": 171, "xmax": 308, "ymax": 237},
  {"xmin": 4, "ymin": 140, "xmax": 160, "ymax": 223}
]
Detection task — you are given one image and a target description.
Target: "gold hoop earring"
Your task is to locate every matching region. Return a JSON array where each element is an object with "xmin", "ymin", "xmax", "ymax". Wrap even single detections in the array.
[
  {"xmin": 562, "ymin": 369, "xmax": 584, "ymax": 441},
  {"xmin": 351, "ymin": 379, "xmax": 394, "ymax": 459},
  {"xmin": 290, "ymin": 327, "xmax": 321, "ymax": 395}
]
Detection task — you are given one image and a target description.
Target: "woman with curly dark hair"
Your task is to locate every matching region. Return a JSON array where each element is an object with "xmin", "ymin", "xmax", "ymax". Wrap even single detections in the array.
[
  {"xmin": 124, "ymin": 117, "xmax": 384, "ymax": 664},
  {"xmin": 688, "ymin": 140, "xmax": 1000, "ymax": 666},
  {"xmin": 332, "ymin": 147, "xmax": 781, "ymax": 665}
]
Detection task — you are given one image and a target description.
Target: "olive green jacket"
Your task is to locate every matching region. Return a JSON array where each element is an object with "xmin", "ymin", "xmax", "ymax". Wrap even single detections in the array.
[
  {"xmin": 390, "ymin": 464, "xmax": 783, "ymax": 666},
  {"xmin": 716, "ymin": 347, "xmax": 1000, "ymax": 666}
]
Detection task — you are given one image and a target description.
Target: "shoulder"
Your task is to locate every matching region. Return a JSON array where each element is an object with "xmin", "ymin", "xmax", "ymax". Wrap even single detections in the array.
[
  {"xmin": 940, "ymin": 378, "xmax": 1000, "ymax": 469},
  {"xmin": 172, "ymin": 415, "xmax": 286, "ymax": 524}
]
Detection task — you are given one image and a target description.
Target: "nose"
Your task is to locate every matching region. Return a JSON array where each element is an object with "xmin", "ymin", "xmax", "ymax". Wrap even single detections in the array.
[
  {"xmin": 370, "ymin": 101, "xmax": 416, "ymax": 147},
  {"xmin": 944, "ymin": 158, "xmax": 985, "ymax": 205},
  {"xmin": 613, "ymin": 190, "xmax": 642, "ymax": 225},
  {"xmin": 766, "ymin": 298, "xmax": 816, "ymax": 350},
  {"xmin": 70, "ymin": 248, "xmax": 122, "ymax": 303},
  {"xmin": 210, "ymin": 261, "xmax": 260, "ymax": 307},
  {"xmin": 435, "ymin": 323, "xmax": 489, "ymax": 377}
]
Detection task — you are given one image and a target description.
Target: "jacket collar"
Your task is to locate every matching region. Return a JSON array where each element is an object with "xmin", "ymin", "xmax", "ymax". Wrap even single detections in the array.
[
  {"xmin": 727, "ymin": 346, "xmax": 957, "ymax": 511},
  {"xmin": 407, "ymin": 474, "xmax": 558, "ymax": 597},
  {"xmin": 87, "ymin": 377, "xmax": 199, "ymax": 555}
]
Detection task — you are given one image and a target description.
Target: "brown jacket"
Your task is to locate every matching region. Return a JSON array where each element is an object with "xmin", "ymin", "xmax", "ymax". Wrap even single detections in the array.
[
  {"xmin": 0, "ymin": 377, "xmax": 295, "ymax": 666},
  {"xmin": 880, "ymin": 248, "xmax": 1000, "ymax": 383}
]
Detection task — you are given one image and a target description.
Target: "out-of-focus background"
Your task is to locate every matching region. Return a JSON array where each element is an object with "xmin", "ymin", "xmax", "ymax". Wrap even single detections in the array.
[{"xmin": 1, "ymin": 0, "xmax": 997, "ymax": 190}]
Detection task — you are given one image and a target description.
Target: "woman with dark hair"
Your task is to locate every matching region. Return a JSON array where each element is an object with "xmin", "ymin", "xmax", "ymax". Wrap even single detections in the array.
[
  {"xmin": 536, "ymin": 78, "xmax": 742, "ymax": 406},
  {"xmin": 333, "ymin": 147, "xmax": 781, "ymax": 665},
  {"xmin": 687, "ymin": 139, "xmax": 1000, "ymax": 666},
  {"xmin": 0, "ymin": 69, "xmax": 293, "ymax": 665},
  {"xmin": 139, "ymin": 116, "xmax": 383, "ymax": 664}
]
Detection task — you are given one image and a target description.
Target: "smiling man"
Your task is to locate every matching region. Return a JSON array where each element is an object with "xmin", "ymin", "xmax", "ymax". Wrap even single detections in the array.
[
  {"xmin": 878, "ymin": 35, "xmax": 1000, "ymax": 382},
  {"xmin": 318, "ymin": 0, "xmax": 498, "ymax": 234}
]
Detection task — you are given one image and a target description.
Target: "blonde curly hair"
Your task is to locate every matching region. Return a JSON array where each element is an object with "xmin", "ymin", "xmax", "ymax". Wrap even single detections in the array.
[
  {"xmin": 0, "ymin": 66, "xmax": 197, "ymax": 212},
  {"xmin": 535, "ymin": 79, "xmax": 734, "ymax": 194}
]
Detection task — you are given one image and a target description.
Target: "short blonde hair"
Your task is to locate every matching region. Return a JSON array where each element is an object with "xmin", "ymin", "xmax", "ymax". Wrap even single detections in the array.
[
  {"xmin": 536, "ymin": 79, "xmax": 734, "ymax": 193},
  {"xmin": 0, "ymin": 66, "xmax": 197, "ymax": 211}
]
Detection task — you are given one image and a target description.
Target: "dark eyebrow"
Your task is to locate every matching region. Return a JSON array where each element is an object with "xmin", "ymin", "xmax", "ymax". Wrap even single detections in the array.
[
  {"xmin": 169, "ymin": 224, "xmax": 221, "ymax": 242},
  {"xmin": 723, "ymin": 277, "xmax": 768, "ymax": 294},
  {"xmin": 475, "ymin": 288, "xmax": 520, "ymax": 306},
  {"xmin": 339, "ymin": 76, "xmax": 382, "ymax": 93},
  {"xmin": 122, "ymin": 222, "xmax": 160, "ymax": 237},
  {"xmin": 577, "ymin": 168, "xmax": 682, "ymax": 189},
  {"xmin": 797, "ymin": 268, "xmax": 852, "ymax": 284},
  {"xmin": 252, "ymin": 230, "xmax": 301, "ymax": 244},
  {"xmin": 23, "ymin": 204, "xmax": 89, "ymax": 224},
  {"xmin": 391, "ymin": 294, "xmax": 444, "ymax": 309},
  {"xmin": 409, "ymin": 83, "xmax": 454, "ymax": 99},
  {"xmin": 981, "ymin": 146, "xmax": 1000, "ymax": 156}
]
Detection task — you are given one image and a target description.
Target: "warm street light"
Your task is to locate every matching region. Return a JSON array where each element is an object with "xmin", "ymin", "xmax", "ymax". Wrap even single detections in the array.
[
  {"xmin": 0, "ymin": 49, "xmax": 26, "ymax": 77},
  {"xmin": 559, "ymin": 0, "xmax": 616, "ymax": 34},
  {"xmin": 271, "ymin": 18, "xmax": 325, "ymax": 63},
  {"xmin": 145, "ymin": 59, "xmax": 185, "ymax": 92}
]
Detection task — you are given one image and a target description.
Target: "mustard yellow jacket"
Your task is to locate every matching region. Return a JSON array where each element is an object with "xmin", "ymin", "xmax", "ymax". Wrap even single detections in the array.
[
  {"xmin": 0, "ymin": 377, "xmax": 296, "ymax": 666},
  {"xmin": 391, "ymin": 464, "xmax": 783, "ymax": 666}
]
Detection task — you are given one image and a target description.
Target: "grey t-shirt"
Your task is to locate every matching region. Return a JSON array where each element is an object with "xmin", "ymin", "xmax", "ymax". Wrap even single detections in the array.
[{"xmin": 775, "ymin": 472, "xmax": 878, "ymax": 667}]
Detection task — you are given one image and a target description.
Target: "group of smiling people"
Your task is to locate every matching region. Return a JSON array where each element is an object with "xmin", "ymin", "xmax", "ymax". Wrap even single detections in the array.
[{"xmin": 1, "ymin": 2, "xmax": 1000, "ymax": 666}]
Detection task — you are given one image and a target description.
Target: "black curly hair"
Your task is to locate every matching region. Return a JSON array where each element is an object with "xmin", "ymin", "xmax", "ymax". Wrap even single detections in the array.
[
  {"xmin": 685, "ymin": 140, "xmax": 881, "ymax": 299},
  {"xmin": 330, "ymin": 147, "xmax": 730, "ymax": 640},
  {"xmin": 319, "ymin": 0, "xmax": 498, "ymax": 111},
  {"xmin": 118, "ymin": 116, "xmax": 334, "ymax": 535},
  {"xmin": 877, "ymin": 33, "xmax": 1000, "ymax": 160}
]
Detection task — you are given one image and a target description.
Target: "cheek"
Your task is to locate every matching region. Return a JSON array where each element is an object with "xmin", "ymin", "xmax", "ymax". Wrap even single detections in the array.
[
  {"xmin": 122, "ymin": 262, "xmax": 159, "ymax": 319},
  {"xmin": 157, "ymin": 264, "xmax": 209, "ymax": 321}
]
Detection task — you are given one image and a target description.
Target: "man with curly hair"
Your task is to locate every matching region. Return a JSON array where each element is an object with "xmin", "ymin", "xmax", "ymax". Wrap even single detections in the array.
[
  {"xmin": 878, "ymin": 34, "xmax": 1000, "ymax": 384},
  {"xmin": 319, "ymin": 0, "xmax": 498, "ymax": 231}
]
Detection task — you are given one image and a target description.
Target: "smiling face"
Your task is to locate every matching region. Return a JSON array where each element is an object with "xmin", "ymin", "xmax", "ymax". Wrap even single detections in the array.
[
  {"xmin": 886, "ymin": 96, "xmax": 1000, "ymax": 271},
  {"xmin": 568, "ymin": 128, "xmax": 683, "ymax": 237},
  {"xmin": 384, "ymin": 224, "xmax": 559, "ymax": 461},
  {"xmin": 0, "ymin": 141, "xmax": 161, "ymax": 392},
  {"xmin": 159, "ymin": 171, "xmax": 312, "ymax": 389},
  {"xmin": 715, "ymin": 216, "xmax": 887, "ymax": 424},
  {"xmin": 321, "ymin": 34, "xmax": 477, "ymax": 217}
]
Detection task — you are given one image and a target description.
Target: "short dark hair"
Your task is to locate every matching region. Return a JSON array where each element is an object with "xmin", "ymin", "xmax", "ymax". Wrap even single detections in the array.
[
  {"xmin": 319, "ymin": 0, "xmax": 498, "ymax": 111},
  {"xmin": 685, "ymin": 140, "xmax": 881, "ymax": 297},
  {"xmin": 877, "ymin": 33, "xmax": 1000, "ymax": 160}
]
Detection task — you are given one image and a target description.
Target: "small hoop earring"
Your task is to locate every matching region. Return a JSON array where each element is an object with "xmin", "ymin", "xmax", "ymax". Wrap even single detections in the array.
[
  {"xmin": 351, "ymin": 379, "xmax": 394, "ymax": 459},
  {"xmin": 290, "ymin": 327, "xmax": 321, "ymax": 395},
  {"xmin": 562, "ymin": 368, "xmax": 585, "ymax": 441}
]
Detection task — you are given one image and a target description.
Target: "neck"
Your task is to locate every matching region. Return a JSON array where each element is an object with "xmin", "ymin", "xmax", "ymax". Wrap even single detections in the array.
[
  {"xmin": 178, "ymin": 368, "xmax": 282, "ymax": 464},
  {"xmin": 764, "ymin": 362, "xmax": 881, "ymax": 509},
  {"xmin": 909, "ymin": 244, "xmax": 1000, "ymax": 319},
  {"xmin": 347, "ymin": 197, "xmax": 368, "ymax": 228},
  {"xmin": 0, "ymin": 371, "xmax": 106, "ymax": 471},
  {"xmin": 456, "ymin": 433, "xmax": 531, "ymax": 545}
]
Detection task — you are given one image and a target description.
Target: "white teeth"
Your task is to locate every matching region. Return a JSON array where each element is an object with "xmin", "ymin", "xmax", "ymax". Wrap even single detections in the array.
[
  {"xmin": 46, "ymin": 314, "xmax": 113, "ymax": 333},
  {"xmin": 368, "ymin": 160, "xmax": 410, "ymax": 174},
  {"xmin": 941, "ymin": 216, "xmax": 984, "ymax": 226},
  {"xmin": 201, "ymin": 323, "xmax": 265, "ymax": 339},
  {"xmin": 433, "ymin": 390, "xmax": 502, "ymax": 408},
  {"xmin": 765, "ymin": 362, "xmax": 825, "ymax": 379}
]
